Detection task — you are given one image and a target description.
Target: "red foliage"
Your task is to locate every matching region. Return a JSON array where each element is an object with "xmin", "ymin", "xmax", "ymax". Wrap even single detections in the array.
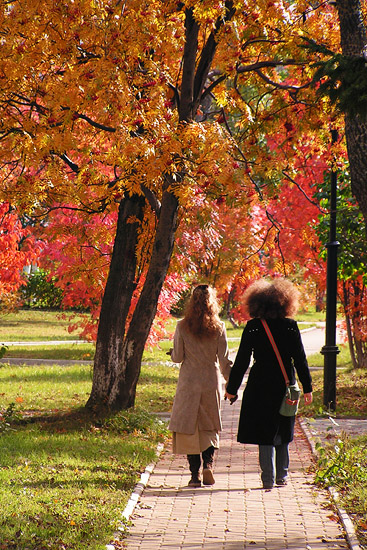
[{"xmin": 0, "ymin": 202, "xmax": 39, "ymax": 308}]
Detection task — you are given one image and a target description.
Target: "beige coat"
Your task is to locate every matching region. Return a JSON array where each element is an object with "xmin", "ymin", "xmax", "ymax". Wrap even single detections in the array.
[{"xmin": 168, "ymin": 320, "xmax": 232, "ymax": 435}]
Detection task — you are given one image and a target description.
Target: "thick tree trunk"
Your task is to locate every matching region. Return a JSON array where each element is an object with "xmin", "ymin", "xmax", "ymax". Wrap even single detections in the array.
[
  {"xmin": 336, "ymin": 0, "xmax": 367, "ymax": 222},
  {"xmin": 107, "ymin": 185, "xmax": 179, "ymax": 410},
  {"xmin": 85, "ymin": 5, "xmax": 236, "ymax": 414},
  {"xmin": 85, "ymin": 194, "xmax": 145, "ymax": 411}
]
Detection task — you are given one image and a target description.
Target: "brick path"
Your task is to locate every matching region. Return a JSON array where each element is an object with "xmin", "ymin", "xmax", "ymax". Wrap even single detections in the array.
[{"xmin": 122, "ymin": 393, "xmax": 348, "ymax": 550}]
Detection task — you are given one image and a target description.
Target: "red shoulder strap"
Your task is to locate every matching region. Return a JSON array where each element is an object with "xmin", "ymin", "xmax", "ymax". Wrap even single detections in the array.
[{"xmin": 260, "ymin": 319, "xmax": 289, "ymax": 386}]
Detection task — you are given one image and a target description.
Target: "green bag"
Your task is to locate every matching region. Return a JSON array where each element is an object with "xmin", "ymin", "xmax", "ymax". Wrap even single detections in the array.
[{"xmin": 279, "ymin": 382, "xmax": 301, "ymax": 417}]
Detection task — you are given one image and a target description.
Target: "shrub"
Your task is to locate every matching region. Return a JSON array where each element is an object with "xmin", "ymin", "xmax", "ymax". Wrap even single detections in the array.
[{"xmin": 20, "ymin": 269, "xmax": 63, "ymax": 309}]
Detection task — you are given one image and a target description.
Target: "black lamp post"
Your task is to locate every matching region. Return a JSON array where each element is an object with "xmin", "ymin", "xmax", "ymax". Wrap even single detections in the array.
[{"xmin": 321, "ymin": 129, "xmax": 340, "ymax": 411}]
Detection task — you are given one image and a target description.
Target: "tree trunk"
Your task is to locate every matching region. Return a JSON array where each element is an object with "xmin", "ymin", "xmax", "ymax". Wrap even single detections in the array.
[
  {"xmin": 315, "ymin": 288, "xmax": 325, "ymax": 312},
  {"xmin": 336, "ymin": 0, "xmax": 367, "ymax": 222},
  {"xmin": 225, "ymin": 285, "xmax": 238, "ymax": 329},
  {"xmin": 343, "ymin": 282, "xmax": 358, "ymax": 369},
  {"xmin": 85, "ymin": 194, "xmax": 145, "ymax": 411},
  {"xmin": 85, "ymin": 5, "xmax": 236, "ymax": 414},
  {"xmin": 107, "ymin": 185, "xmax": 179, "ymax": 410}
]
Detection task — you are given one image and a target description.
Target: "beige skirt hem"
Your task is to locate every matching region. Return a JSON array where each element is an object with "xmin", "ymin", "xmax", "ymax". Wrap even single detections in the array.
[{"xmin": 172, "ymin": 424, "xmax": 219, "ymax": 454}]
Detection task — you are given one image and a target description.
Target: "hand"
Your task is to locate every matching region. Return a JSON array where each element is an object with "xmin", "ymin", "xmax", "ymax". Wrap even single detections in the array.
[
  {"xmin": 225, "ymin": 392, "xmax": 238, "ymax": 404},
  {"xmin": 304, "ymin": 392, "xmax": 313, "ymax": 405}
]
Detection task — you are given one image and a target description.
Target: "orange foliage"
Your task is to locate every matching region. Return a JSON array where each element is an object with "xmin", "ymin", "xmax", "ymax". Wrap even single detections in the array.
[{"xmin": 0, "ymin": 0, "xmax": 345, "ymax": 332}]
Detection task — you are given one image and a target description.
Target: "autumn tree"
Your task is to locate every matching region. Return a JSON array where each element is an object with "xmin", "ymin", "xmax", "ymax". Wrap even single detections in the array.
[{"xmin": 0, "ymin": 0, "xmax": 341, "ymax": 412}]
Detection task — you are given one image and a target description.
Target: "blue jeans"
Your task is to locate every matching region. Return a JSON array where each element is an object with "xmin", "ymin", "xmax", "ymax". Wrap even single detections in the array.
[{"xmin": 258, "ymin": 438, "xmax": 289, "ymax": 487}]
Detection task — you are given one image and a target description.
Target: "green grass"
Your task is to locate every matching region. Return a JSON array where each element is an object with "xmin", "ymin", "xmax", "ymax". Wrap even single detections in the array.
[
  {"xmin": 0, "ymin": 408, "xmax": 168, "ymax": 550},
  {"xmin": 0, "ymin": 358, "xmax": 172, "ymax": 549},
  {"xmin": 302, "ymin": 344, "xmax": 367, "ymax": 547},
  {"xmin": 0, "ymin": 363, "xmax": 93, "ymax": 411},
  {"xmin": 0, "ymin": 310, "xmax": 86, "ymax": 341},
  {"xmin": 0, "ymin": 360, "xmax": 178, "ymax": 414},
  {"xmin": 0, "ymin": 308, "xmax": 365, "ymax": 549},
  {"xmin": 298, "ymin": 345, "xmax": 367, "ymax": 417},
  {"xmin": 314, "ymin": 433, "xmax": 367, "ymax": 548},
  {"xmin": 295, "ymin": 308, "xmax": 326, "ymax": 323},
  {"xmin": 0, "ymin": 308, "xmax": 178, "ymax": 549},
  {"xmin": 4, "ymin": 343, "xmax": 95, "ymax": 361}
]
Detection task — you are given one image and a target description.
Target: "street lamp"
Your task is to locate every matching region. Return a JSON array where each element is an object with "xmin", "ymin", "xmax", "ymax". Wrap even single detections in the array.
[{"xmin": 321, "ymin": 129, "xmax": 340, "ymax": 411}]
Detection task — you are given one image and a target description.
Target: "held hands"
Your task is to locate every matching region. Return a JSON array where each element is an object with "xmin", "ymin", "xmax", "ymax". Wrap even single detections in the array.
[
  {"xmin": 224, "ymin": 391, "xmax": 238, "ymax": 405},
  {"xmin": 304, "ymin": 392, "xmax": 313, "ymax": 405},
  {"xmin": 225, "ymin": 391, "xmax": 312, "ymax": 405}
]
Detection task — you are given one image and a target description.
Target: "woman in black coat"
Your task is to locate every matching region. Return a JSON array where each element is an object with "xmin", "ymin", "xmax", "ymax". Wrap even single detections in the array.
[{"xmin": 225, "ymin": 279, "xmax": 313, "ymax": 489}]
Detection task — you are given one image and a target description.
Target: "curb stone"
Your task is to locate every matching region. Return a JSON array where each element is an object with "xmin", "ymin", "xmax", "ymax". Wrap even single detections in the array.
[
  {"xmin": 299, "ymin": 418, "xmax": 363, "ymax": 550},
  {"xmin": 106, "ymin": 442, "xmax": 165, "ymax": 550}
]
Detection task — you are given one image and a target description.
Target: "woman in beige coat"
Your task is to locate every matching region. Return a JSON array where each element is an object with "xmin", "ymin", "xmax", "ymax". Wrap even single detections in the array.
[{"xmin": 168, "ymin": 285, "xmax": 232, "ymax": 487}]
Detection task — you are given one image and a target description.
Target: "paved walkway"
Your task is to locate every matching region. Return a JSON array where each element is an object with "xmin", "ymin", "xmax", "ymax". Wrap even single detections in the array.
[
  {"xmin": 121, "ymin": 394, "xmax": 349, "ymax": 549},
  {"xmin": 2, "ymin": 328, "xmax": 364, "ymax": 548},
  {"xmin": 119, "ymin": 327, "xmax": 364, "ymax": 550}
]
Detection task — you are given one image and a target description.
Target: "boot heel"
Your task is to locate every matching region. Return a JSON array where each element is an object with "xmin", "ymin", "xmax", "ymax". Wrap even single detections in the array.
[{"xmin": 202, "ymin": 468, "xmax": 215, "ymax": 485}]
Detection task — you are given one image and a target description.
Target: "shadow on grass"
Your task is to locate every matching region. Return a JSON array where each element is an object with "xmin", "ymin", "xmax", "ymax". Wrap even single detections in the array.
[{"xmin": 0, "ymin": 405, "xmax": 156, "ymax": 550}]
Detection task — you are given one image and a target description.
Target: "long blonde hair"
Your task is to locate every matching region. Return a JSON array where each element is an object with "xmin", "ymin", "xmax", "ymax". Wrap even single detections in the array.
[{"xmin": 182, "ymin": 285, "xmax": 222, "ymax": 338}]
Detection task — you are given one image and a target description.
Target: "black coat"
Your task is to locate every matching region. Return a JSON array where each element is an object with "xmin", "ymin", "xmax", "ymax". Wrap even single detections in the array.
[{"xmin": 226, "ymin": 318, "xmax": 313, "ymax": 445}]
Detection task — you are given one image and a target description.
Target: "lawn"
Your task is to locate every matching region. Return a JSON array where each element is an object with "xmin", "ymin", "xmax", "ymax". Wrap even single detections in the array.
[
  {"xmin": 0, "ymin": 308, "xmax": 366, "ymax": 549},
  {"xmin": 0, "ymin": 311, "xmax": 177, "ymax": 549},
  {"xmin": 298, "ymin": 344, "xmax": 367, "ymax": 417},
  {"xmin": 0, "ymin": 310, "xmax": 86, "ymax": 341},
  {"xmin": 0, "ymin": 407, "xmax": 168, "ymax": 550}
]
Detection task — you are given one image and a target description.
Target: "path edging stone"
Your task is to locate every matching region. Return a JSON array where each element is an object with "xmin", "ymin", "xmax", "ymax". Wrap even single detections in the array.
[{"xmin": 105, "ymin": 442, "xmax": 165, "ymax": 550}]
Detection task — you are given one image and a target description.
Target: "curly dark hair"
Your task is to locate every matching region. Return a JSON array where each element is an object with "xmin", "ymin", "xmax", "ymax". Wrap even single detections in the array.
[
  {"xmin": 243, "ymin": 278, "xmax": 300, "ymax": 319},
  {"xmin": 183, "ymin": 284, "xmax": 222, "ymax": 338}
]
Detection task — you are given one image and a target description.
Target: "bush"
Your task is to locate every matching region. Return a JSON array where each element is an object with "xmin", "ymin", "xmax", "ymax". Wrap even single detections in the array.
[{"xmin": 21, "ymin": 269, "xmax": 63, "ymax": 309}]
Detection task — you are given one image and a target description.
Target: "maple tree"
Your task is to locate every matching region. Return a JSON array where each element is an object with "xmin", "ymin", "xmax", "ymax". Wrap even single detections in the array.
[{"xmin": 0, "ymin": 0, "xmax": 351, "ymax": 412}]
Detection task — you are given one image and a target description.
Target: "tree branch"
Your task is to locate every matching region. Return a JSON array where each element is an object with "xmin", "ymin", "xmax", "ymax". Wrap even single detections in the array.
[
  {"xmin": 265, "ymin": 211, "xmax": 287, "ymax": 275},
  {"xmin": 179, "ymin": 8, "xmax": 199, "ymax": 121},
  {"xmin": 282, "ymin": 171, "xmax": 326, "ymax": 212},
  {"xmin": 255, "ymin": 69, "xmax": 312, "ymax": 92},
  {"xmin": 141, "ymin": 184, "xmax": 161, "ymax": 216},
  {"xmin": 236, "ymin": 59, "xmax": 304, "ymax": 73},
  {"xmin": 55, "ymin": 152, "xmax": 80, "ymax": 173},
  {"xmin": 193, "ymin": 1, "xmax": 236, "ymax": 108},
  {"xmin": 168, "ymin": 82, "xmax": 180, "ymax": 110},
  {"xmin": 72, "ymin": 112, "xmax": 116, "ymax": 132},
  {"xmin": 218, "ymin": 107, "xmax": 264, "ymax": 201},
  {"xmin": 201, "ymin": 74, "xmax": 227, "ymax": 100}
]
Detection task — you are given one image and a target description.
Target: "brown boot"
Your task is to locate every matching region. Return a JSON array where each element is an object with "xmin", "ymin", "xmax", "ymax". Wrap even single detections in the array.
[
  {"xmin": 202, "ymin": 466, "xmax": 215, "ymax": 485},
  {"xmin": 202, "ymin": 446, "xmax": 215, "ymax": 485}
]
